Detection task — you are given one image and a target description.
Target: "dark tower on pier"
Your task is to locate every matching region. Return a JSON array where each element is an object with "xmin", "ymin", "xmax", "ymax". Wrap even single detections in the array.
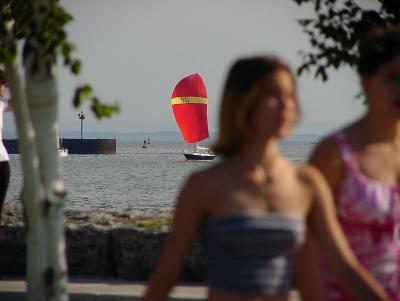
[{"xmin": 78, "ymin": 111, "xmax": 85, "ymax": 139}]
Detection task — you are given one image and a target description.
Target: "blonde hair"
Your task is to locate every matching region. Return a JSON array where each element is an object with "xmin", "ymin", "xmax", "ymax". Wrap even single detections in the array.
[{"xmin": 212, "ymin": 56, "xmax": 296, "ymax": 158}]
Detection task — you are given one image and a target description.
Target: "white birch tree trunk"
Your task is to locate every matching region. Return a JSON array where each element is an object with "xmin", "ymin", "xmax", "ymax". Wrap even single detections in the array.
[
  {"xmin": 4, "ymin": 64, "xmax": 46, "ymax": 300},
  {"xmin": 24, "ymin": 60, "xmax": 68, "ymax": 301},
  {"xmin": 3, "ymin": 0, "xmax": 69, "ymax": 299}
]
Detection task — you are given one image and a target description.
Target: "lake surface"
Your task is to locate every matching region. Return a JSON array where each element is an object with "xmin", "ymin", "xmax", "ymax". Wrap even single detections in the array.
[{"xmin": 6, "ymin": 140, "xmax": 316, "ymax": 211}]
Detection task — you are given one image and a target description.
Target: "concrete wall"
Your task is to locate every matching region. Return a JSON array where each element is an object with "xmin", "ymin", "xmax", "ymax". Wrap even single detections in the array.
[
  {"xmin": 3, "ymin": 139, "xmax": 117, "ymax": 155},
  {"xmin": 61, "ymin": 139, "xmax": 116, "ymax": 154}
]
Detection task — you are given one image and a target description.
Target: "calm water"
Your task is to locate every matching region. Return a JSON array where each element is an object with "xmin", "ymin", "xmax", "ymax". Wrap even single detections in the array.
[{"xmin": 6, "ymin": 140, "xmax": 316, "ymax": 211}]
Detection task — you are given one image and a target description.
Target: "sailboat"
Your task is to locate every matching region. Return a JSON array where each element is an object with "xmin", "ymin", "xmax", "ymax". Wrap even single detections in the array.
[
  {"xmin": 171, "ymin": 73, "xmax": 215, "ymax": 161},
  {"xmin": 58, "ymin": 138, "xmax": 68, "ymax": 157}
]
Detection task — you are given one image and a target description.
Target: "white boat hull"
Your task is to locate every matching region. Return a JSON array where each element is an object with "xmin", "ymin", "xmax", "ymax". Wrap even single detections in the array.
[
  {"xmin": 184, "ymin": 152, "xmax": 215, "ymax": 161},
  {"xmin": 58, "ymin": 148, "xmax": 68, "ymax": 157},
  {"xmin": 183, "ymin": 144, "xmax": 215, "ymax": 161}
]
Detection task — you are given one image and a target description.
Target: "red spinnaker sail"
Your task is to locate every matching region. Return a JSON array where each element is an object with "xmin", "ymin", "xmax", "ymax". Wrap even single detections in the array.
[{"xmin": 171, "ymin": 73, "xmax": 209, "ymax": 143}]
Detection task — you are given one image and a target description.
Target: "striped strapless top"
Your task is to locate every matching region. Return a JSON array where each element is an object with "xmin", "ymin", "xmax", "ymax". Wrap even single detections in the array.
[{"xmin": 202, "ymin": 213, "xmax": 306, "ymax": 296}]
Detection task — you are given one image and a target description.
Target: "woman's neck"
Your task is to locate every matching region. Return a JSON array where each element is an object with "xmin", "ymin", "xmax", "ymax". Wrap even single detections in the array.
[
  {"xmin": 361, "ymin": 109, "xmax": 400, "ymax": 144},
  {"xmin": 232, "ymin": 136, "xmax": 281, "ymax": 170}
]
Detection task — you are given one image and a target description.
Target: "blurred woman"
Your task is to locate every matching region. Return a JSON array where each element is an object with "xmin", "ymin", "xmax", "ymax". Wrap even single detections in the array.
[
  {"xmin": 297, "ymin": 25, "xmax": 400, "ymax": 301},
  {"xmin": 142, "ymin": 56, "xmax": 391, "ymax": 301},
  {"xmin": 0, "ymin": 69, "xmax": 11, "ymax": 228}
]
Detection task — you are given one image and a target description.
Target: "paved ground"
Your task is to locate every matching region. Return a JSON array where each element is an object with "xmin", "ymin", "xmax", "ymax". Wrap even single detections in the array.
[
  {"xmin": 0, "ymin": 278, "xmax": 208, "ymax": 301},
  {"xmin": 0, "ymin": 278, "xmax": 301, "ymax": 301}
]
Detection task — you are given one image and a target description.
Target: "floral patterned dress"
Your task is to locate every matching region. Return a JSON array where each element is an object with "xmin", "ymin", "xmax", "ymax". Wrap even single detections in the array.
[{"xmin": 321, "ymin": 132, "xmax": 400, "ymax": 301}]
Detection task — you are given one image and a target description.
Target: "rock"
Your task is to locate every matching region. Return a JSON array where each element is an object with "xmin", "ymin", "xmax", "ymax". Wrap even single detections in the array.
[{"xmin": 0, "ymin": 203, "xmax": 205, "ymax": 281}]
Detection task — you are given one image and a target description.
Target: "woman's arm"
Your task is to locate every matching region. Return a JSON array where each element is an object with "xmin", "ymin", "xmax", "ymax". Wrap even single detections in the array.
[
  {"xmin": 142, "ymin": 173, "xmax": 206, "ymax": 301},
  {"xmin": 295, "ymin": 229, "xmax": 325, "ymax": 301},
  {"xmin": 295, "ymin": 137, "xmax": 344, "ymax": 301},
  {"xmin": 305, "ymin": 166, "xmax": 391, "ymax": 301}
]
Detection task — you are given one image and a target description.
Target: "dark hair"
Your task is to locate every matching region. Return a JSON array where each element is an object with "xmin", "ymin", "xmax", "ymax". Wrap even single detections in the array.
[
  {"xmin": 357, "ymin": 25, "xmax": 400, "ymax": 76},
  {"xmin": 0, "ymin": 69, "xmax": 7, "ymax": 85},
  {"xmin": 212, "ymin": 55, "xmax": 297, "ymax": 158}
]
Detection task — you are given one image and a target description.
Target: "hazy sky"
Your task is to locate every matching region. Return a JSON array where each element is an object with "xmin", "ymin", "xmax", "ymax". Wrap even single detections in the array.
[{"xmin": 4, "ymin": 0, "xmax": 368, "ymax": 137}]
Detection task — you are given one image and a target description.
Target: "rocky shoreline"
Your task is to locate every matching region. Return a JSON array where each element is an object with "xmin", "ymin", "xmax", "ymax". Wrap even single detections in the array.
[{"xmin": 0, "ymin": 203, "xmax": 205, "ymax": 282}]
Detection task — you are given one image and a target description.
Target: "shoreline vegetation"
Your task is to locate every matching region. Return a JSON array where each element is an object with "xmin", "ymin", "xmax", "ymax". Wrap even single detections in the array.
[
  {"xmin": 0, "ymin": 203, "xmax": 204, "ymax": 281},
  {"xmin": 3, "ymin": 203, "xmax": 174, "ymax": 230}
]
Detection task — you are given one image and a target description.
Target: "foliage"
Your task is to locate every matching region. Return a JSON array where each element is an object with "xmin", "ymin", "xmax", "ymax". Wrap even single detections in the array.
[
  {"xmin": 95, "ymin": 216, "xmax": 113, "ymax": 226},
  {"xmin": 136, "ymin": 218, "xmax": 172, "ymax": 229},
  {"xmin": 293, "ymin": 0, "xmax": 400, "ymax": 81},
  {"xmin": 0, "ymin": 0, "xmax": 119, "ymax": 117}
]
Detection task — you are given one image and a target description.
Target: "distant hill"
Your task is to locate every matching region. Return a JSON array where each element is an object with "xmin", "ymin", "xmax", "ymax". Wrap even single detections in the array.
[{"xmin": 4, "ymin": 130, "xmax": 321, "ymax": 143}]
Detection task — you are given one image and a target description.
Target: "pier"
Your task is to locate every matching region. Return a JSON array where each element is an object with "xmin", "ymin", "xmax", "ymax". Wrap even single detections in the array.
[{"xmin": 4, "ymin": 138, "xmax": 117, "ymax": 155}]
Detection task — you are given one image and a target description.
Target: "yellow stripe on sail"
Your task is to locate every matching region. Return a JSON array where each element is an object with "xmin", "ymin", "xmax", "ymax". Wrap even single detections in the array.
[{"xmin": 171, "ymin": 97, "xmax": 208, "ymax": 105}]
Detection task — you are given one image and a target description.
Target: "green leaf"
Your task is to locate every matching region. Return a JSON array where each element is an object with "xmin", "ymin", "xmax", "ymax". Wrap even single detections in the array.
[
  {"xmin": 0, "ymin": 45, "xmax": 17, "ymax": 63},
  {"xmin": 91, "ymin": 97, "xmax": 120, "ymax": 119},
  {"xmin": 315, "ymin": 66, "xmax": 328, "ymax": 81},
  {"xmin": 73, "ymin": 84, "xmax": 93, "ymax": 107},
  {"xmin": 70, "ymin": 59, "xmax": 81, "ymax": 74},
  {"xmin": 298, "ymin": 19, "xmax": 314, "ymax": 26}
]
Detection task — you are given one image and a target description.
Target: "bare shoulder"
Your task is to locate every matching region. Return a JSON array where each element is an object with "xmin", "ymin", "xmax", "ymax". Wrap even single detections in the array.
[
  {"xmin": 181, "ymin": 162, "xmax": 224, "ymax": 198},
  {"xmin": 295, "ymin": 163, "xmax": 337, "ymax": 218},
  {"xmin": 296, "ymin": 164, "xmax": 327, "ymax": 189},
  {"xmin": 189, "ymin": 161, "xmax": 224, "ymax": 181},
  {"xmin": 174, "ymin": 168, "xmax": 213, "ymax": 217},
  {"xmin": 309, "ymin": 134, "xmax": 345, "ymax": 190},
  {"xmin": 310, "ymin": 121, "xmax": 360, "ymax": 166},
  {"xmin": 310, "ymin": 136, "xmax": 341, "ymax": 165},
  {"xmin": 182, "ymin": 169, "xmax": 211, "ymax": 195}
]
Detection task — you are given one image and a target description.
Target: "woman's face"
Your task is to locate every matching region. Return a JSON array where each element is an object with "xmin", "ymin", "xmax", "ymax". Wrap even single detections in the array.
[
  {"xmin": 363, "ymin": 56, "xmax": 400, "ymax": 115},
  {"xmin": 251, "ymin": 69, "xmax": 299, "ymax": 139}
]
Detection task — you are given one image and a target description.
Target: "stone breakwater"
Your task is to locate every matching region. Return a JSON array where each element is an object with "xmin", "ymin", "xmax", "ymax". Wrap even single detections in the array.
[{"xmin": 0, "ymin": 204, "xmax": 205, "ymax": 281}]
